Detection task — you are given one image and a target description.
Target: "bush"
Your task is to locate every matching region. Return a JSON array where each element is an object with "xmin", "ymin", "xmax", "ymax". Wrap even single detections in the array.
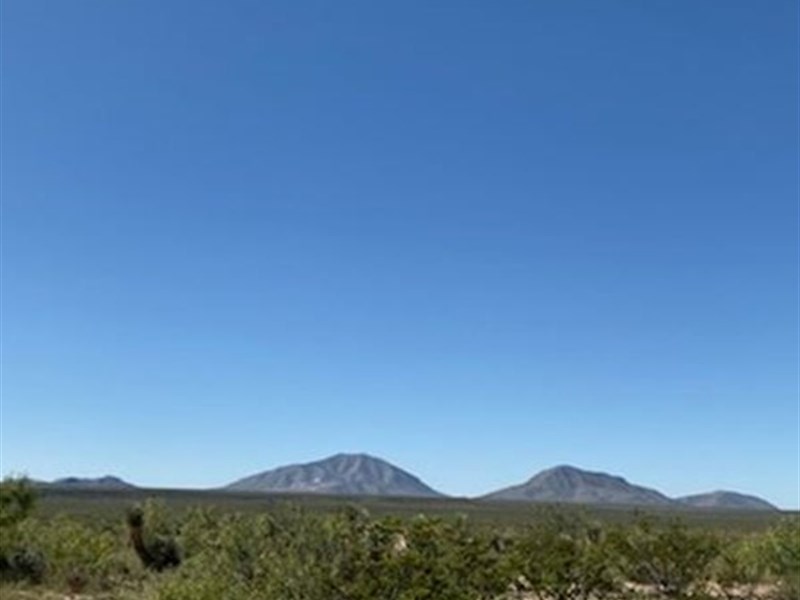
[
  {"xmin": 509, "ymin": 511, "xmax": 621, "ymax": 600},
  {"xmin": 711, "ymin": 534, "xmax": 766, "ymax": 600},
  {"xmin": 0, "ymin": 477, "xmax": 45, "ymax": 585},
  {"xmin": 614, "ymin": 518, "xmax": 720, "ymax": 599},
  {"xmin": 0, "ymin": 547, "xmax": 46, "ymax": 584},
  {"xmin": 0, "ymin": 477, "xmax": 36, "ymax": 528},
  {"xmin": 761, "ymin": 517, "xmax": 800, "ymax": 600}
]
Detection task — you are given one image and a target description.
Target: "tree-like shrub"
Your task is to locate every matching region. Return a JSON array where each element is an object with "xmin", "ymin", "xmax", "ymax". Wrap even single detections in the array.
[
  {"xmin": 712, "ymin": 534, "xmax": 766, "ymax": 600},
  {"xmin": 0, "ymin": 477, "xmax": 45, "ymax": 585},
  {"xmin": 509, "ymin": 511, "xmax": 621, "ymax": 600},
  {"xmin": 614, "ymin": 518, "xmax": 720, "ymax": 599},
  {"xmin": 0, "ymin": 477, "xmax": 36, "ymax": 528},
  {"xmin": 761, "ymin": 517, "xmax": 800, "ymax": 600}
]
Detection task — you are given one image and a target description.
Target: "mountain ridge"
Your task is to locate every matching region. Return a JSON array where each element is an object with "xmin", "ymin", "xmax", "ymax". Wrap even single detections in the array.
[
  {"xmin": 482, "ymin": 465, "xmax": 778, "ymax": 511},
  {"xmin": 43, "ymin": 475, "xmax": 137, "ymax": 490},
  {"xmin": 36, "ymin": 458, "xmax": 778, "ymax": 509}
]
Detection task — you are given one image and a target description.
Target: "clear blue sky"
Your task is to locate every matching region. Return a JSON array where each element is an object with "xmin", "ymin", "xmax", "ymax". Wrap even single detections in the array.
[{"xmin": 2, "ymin": 1, "xmax": 798, "ymax": 508}]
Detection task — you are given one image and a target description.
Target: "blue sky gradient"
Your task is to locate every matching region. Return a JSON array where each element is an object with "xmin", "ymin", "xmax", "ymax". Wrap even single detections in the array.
[{"xmin": 2, "ymin": 1, "xmax": 798, "ymax": 507}]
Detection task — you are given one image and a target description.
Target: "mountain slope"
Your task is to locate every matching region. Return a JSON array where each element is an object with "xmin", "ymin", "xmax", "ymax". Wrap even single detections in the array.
[
  {"xmin": 483, "ymin": 465, "xmax": 673, "ymax": 506},
  {"xmin": 676, "ymin": 491, "xmax": 777, "ymax": 511},
  {"xmin": 225, "ymin": 453, "xmax": 444, "ymax": 497}
]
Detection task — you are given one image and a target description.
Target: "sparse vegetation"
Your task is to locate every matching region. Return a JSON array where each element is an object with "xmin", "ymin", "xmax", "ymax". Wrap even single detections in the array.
[{"xmin": 0, "ymin": 479, "xmax": 797, "ymax": 599}]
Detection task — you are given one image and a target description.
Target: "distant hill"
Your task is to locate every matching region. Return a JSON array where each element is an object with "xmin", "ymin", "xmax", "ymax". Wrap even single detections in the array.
[
  {"xmin": 483, "ymin": 465, "xmax": 673, "ymax": 506},
  {"xmin": 225, "ymin": 453, "xmax": 444, "ymax": 498},
  {"xmin": 47, "ymin": 476, "xmax": 137, "ymax": 490},
  {"xmin": 676, "ymin": 491, "xmax": 778, "ymax": 511}
]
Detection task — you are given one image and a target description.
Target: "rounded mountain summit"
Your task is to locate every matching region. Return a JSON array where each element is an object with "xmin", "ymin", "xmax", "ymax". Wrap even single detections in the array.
[
  {"xmin": 481, "ymin": 465, "xmax": 673, "ymax": 505},
  {"xmin": 225, "ymin": 453, "xmax": 444, "ymax": 498}
]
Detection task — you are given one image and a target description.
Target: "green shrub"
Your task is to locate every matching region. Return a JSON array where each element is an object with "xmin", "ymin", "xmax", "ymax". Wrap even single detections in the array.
[
  {"xmin": 614, "ymin": 518, "xmax": 720, "ymax": 599},
  {"xmin": 761, "ymin": 517, "xmax": 800, "ymax": 600},
  {"xmin": 711, "ymin": 534, "xmax": 766, "ymax": 600},
  {"xmin": 0, "ymin": 547, "xmax": 46, "ymax": 584},
  {"xmin": 509, "ymin": 511, "xmax": 621, "ymax": 600},
  {"xmin": 0, "ymin": 477, "xmax": 44, "ymax": 585},
  {"xmin": 0, "ymin": 477, "xmax": 36, "ymax": 528}
]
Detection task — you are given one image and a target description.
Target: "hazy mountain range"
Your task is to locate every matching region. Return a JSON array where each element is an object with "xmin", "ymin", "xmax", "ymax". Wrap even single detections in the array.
[
  {"xmin": 41, "ymin": 453, "xmax": 778, "ymax": 510},
  {"xmin": 38, "ymin": 475, "xmax": 137, "ymax": 490}
]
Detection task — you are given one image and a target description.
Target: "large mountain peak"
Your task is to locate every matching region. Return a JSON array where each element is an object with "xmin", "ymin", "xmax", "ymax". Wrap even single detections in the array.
[{"xmin": 225, "ymin": 453, "xmax": 444, "ymax": 498}]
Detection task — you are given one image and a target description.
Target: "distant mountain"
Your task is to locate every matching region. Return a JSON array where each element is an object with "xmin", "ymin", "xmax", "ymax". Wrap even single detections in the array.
[
  {"xmin": 483, "ymin": 465, "xmax": 673, "ymax": 506},
  {"xmin": 48, "ymin": 475, "xmax": 136, "ymax": 490},
  {"xmin": 225, "ymin": 453, "xmax": 444, "ymax": 498},
  {"xmin": 676, "ymin": 491, "xmax": 778, "ymax": 511}
]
